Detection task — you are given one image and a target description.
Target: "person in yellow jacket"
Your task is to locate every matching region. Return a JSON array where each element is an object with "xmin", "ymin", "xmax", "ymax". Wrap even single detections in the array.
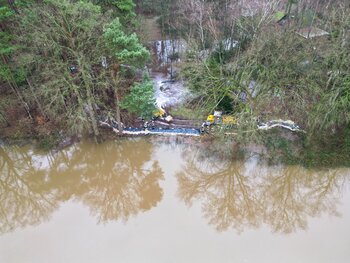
[{"xmin": 206, "ymin": 114, "xmax": 215, "ymax": 124}]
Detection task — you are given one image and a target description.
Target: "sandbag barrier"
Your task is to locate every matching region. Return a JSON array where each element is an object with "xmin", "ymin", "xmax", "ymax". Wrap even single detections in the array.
[
  {"xmin": 257, "ymin": 120, "xmax": 305, "ymax": 132},
  {"xmin": 117, "ymin": 127, "xmax": 201, "ymax": 136},
  {"xmin": 100, "ymin": 119, "xmax": 304, "ymax": 137},
  {"xmin": 100, "ymin": 119, "xmax": 201, "ymax": 136}
]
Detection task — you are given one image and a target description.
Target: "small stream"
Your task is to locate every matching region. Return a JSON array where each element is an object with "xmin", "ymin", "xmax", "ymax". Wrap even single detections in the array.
[
  {"xmin": 152, "ymin": 71, "xmax": 190, "ymax": 109},
  {"xmin": 149, "ymin": 39, "xmax": 191, "ymax": 109}
]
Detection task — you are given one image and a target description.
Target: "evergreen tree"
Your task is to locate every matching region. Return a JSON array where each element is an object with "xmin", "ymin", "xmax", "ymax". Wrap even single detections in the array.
[
  {"xmin": 103, "ymin": 18, "xmax": 149, "ymax": 67},
  {"xmin": 103, "ymin": 18, "xmax": 152, "ymax": 131},
  {"xmin": 92, "ymin": 0, "xmax": 136, "ymax": 25},
  {"xmin": 120, "ymin": 75, "xmax": 156, "ymax": 119}
]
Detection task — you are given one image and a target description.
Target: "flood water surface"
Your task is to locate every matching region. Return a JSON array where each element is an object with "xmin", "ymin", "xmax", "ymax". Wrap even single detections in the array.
[{"xmin": 0, "ymin": 138, "xmax": 350, "ymax": 263}]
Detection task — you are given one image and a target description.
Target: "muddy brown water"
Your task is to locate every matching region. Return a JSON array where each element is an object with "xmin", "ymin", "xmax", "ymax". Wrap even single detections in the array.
[{"xmin": 1, "ymin": 138, "xmax": 350, "ymax": 263}]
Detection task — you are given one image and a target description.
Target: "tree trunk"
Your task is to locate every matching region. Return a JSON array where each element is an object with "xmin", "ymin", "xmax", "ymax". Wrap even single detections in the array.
[
  {"xmin": 71, "ymin": 85, "xmax": 91, "ymax": 133},
  {"xmin": 111, "ymin": 73, "xmax": 123, "ymax": 134},
  {"xmin": 78, "ymin": 57, "xmax": 100, "ymax": 140},
  {"xmin": 86, "ymin": 88, "xmax": 101, "ymax": 139},
  {"xmin": 115, "ymin": 94, "xmax": 123, "ymax": 134},
  {"xmin": 26, "ymin": 77, "xmax": 47, "ymax": 120}
]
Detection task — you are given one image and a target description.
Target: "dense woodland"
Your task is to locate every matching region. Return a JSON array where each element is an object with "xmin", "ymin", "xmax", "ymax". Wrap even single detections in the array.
[{"xmin": 0, "ymin": 0, "xmax": 349, "ymax": 157}]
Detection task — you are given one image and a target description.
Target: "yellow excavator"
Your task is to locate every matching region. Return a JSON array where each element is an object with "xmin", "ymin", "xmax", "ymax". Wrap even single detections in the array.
[
  {"xmin": 206, "ymin": 112, "xmax": 238, "ymax": 125},
  {"xmin": 201, "ymin": 111, "xmax": 237, "ymax": 133},
  {"xmin": 154, "ymin": 108, "xmax": 166, "ymax": 118},
  {"xmin": 222, "ymin": 115, "xmax": 238, "ymax": 125},
  {"xmin": 153, "ymin": 108, "xmax": 173, "ymax": 123}
]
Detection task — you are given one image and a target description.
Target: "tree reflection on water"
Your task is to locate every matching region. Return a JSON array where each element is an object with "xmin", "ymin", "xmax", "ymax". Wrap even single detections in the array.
[
  {"xmin": 176, "ymin": 146, "xmax": 349, "ymax": 233},
  {"xmin": 0, "ymin": 146, "xmax": 58, "ymax": 234},
  {"xmin": 1, "ymin": 139, "xmax": 348, "ymax": 235},
  {"xmin": 0, "ymin": 139, "xmax": 164, "ymax": 234},
  {"xmin": 73, "ymin": 140, "xmax": 164, "ymax": 222}
]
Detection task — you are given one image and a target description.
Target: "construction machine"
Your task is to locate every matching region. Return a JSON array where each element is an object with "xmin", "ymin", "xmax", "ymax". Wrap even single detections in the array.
[{"xmin": 201, "ymin": 111, "xmax": 238, "ymax": 133}]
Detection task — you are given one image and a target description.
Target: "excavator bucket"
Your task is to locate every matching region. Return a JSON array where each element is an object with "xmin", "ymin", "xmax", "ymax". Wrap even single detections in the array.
[{"xmin": 154, "ymin": 108, "xmax": 166, "ymax": 118}]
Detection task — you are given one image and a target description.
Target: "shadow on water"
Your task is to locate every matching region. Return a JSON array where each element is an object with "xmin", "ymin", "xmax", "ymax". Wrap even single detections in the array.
[
  {"xmin": 176, "ymin": 144, "xmax": 349, "ymax": 233},
  {"xmin": 0, "ymin": 139, "xmax": 164, "ymax": 234}
]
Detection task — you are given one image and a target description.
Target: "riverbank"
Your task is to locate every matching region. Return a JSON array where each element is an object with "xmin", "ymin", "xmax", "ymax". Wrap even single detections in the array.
[{"xmin": 1, "ymin": 123, "xmax": 350, "ymax": 170}]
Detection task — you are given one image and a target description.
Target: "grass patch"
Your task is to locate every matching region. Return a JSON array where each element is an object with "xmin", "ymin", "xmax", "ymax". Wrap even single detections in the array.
[{"xmin": 170, "ymin": 105, "xmax": 206, "ymax": 120}]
